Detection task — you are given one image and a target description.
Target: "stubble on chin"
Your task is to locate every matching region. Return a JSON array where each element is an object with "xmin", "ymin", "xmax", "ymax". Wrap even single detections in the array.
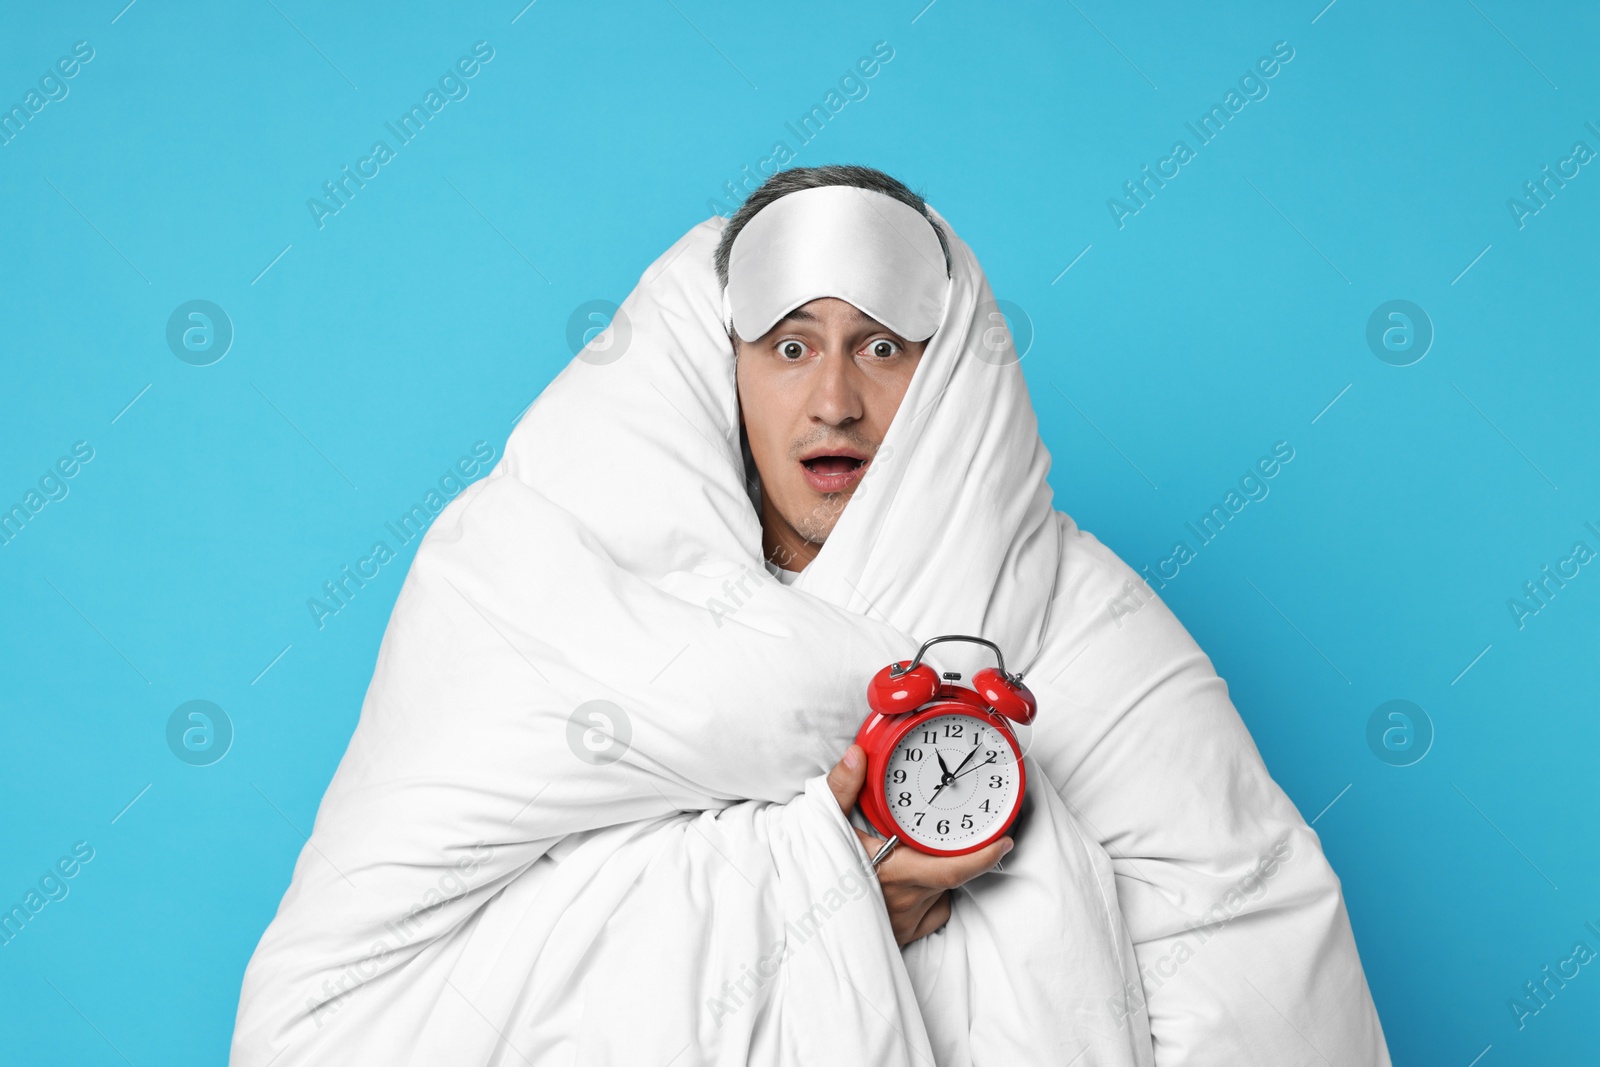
[
  {"xmin": 763, "ymin": 490, "xmax": 853, "ymax": 568},
  {"xmin": 788, "ymin": 489, "xmax": 853, "ymax": 544}
]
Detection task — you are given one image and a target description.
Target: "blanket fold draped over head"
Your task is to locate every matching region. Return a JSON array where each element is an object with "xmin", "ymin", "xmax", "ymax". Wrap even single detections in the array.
[{"xmin": 232, "ymin": 205, "xmax": 1390, "ymax": 1067}]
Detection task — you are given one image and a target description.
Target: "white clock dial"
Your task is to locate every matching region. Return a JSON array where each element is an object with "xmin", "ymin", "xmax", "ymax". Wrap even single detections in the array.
[{"xmin": 883, "ymin": 713, "xmax": 1021, "ymax": 851}]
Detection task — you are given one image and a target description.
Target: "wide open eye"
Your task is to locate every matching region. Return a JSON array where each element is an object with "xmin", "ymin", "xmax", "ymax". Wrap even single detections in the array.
[
  {"xmin": 778, "ymin": 339, "xmax": 808, "ymax": 360},
  {"xmin": 866, "ymin": 338, "xmax": 901, "ymax": 359}
]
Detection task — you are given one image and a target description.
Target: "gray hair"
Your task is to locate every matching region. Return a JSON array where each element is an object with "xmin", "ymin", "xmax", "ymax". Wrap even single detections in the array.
[{"xmin": 713, "ymin": 165, "xmax": 952, "ymax": 290}]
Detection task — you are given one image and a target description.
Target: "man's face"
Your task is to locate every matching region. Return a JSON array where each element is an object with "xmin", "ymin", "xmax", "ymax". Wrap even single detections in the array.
[{"xmin": 735, "ymin": 296, "xmax": 928, "ymax": 570}]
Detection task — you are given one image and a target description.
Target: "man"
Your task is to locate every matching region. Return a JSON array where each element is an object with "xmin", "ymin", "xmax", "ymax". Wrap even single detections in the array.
[
  {"xmin": 721, "ymin": 168, "xmax": 1013, "ymax": 948},
  {"xmin": 232, "ymin": 166, "xmax": 1389, "ymax": 1065}
]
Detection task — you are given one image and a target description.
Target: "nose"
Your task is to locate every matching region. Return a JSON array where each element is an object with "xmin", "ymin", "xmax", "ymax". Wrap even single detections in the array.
[{"xmin": 807, "ymin": 344, "xmax": 865, "ymax": 428}]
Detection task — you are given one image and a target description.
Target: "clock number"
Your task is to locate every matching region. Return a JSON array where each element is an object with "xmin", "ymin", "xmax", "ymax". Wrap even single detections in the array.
[
  {"xmin": 891, "ymin": 769, "xmax": 906, "ymax": 784},
  {"xmin": 921, "ymin": 730, "xmax": 938, "ymax": 744},
  {"xmin": 936, "ymin": 819, "xmax": 950, "ymax": 835},
  {"xmin": 912, "ymin": 812, "xmax": 925, "ymax": 826},
  {"xmin": 989, "ymin": 775, "xmax": 1005, "ymax": 789},
  {"xmin": 979, "ymin": 799, "xmax": 992, "ymax": 812},
  {"xmin": 961, "ymin": 814, "xmax": 973, "ymax": 829},
  {"xmin": 902, "ymin": 747, "xmax": 923, "ymax": 762},
  {"xmin": 898, "ymin": 791, "xmax": 912, "ymax": 807},
  {"xmin": 944, "ymin": 723, "xmax": 963, "ymax": 737}
]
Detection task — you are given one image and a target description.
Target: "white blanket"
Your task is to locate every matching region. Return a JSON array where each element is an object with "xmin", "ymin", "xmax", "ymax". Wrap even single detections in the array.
[{"xmin": 231, "ymin": 209, "xmax": 1390, "ymax": 1066}]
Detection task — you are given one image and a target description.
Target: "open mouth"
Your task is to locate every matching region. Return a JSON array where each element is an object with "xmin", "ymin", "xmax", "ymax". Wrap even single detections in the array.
[
  {"xmin": 799, "ymin": 453, "xmax": 870, "ymax": 493},
  {"xmin": 801, "ymin": 456, "xmax": 865, "ymax": 476}
]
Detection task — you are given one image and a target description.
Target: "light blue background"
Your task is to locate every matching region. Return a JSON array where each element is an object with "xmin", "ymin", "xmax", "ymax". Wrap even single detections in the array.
[{"xmin": 2, "ymin": 1, "xmax": 1596, "ymax": 1063}]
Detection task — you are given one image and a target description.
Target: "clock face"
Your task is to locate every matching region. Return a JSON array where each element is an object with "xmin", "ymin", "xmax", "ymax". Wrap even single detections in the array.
[{"xmin": 882, "ymin": 713, "xmax": 1022, "ymax": 852}]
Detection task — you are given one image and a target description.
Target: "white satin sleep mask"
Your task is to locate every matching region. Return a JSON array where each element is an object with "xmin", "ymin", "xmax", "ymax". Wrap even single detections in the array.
[{"xmin": 722, "ymin": 184, "xmax": 949, "ymax": 344}]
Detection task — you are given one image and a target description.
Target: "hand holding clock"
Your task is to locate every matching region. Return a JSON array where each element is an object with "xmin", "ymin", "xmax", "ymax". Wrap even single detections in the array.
[{"xmin": 828, "ymin": 744, "xmax": 1013, "ymax": 946}]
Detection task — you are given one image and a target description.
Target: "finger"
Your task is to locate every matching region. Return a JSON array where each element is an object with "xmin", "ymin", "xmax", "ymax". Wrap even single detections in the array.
[
  {"xmin": 895, "ymin": 837, "xmax": 1013, "ymax": 891},
  {"xmin": 905, "ymin": 892, "xmax": 952, "ymax": 944},
  {"xmin": 827, "ymin": 744, "xmax": 867, "ymax": 815}
]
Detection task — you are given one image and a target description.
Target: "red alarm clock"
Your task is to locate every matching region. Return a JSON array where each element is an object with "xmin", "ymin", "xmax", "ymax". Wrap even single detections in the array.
[{"xmin": 854, "ymin": 635, "xmax": 1037, "ymax": 857}]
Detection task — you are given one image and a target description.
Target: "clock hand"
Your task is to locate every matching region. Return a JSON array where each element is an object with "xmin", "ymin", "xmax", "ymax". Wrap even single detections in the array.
[
  {"xmin": 948, "ymin": 737, "xmax": 983, "ymax": 778},
  {"xmin": 927, "ymin": 753, "xmax": 961, "ymax": 804},
  {"xmin": 952, "ymin": 753, "xmax": 999, "ymax": 781},
  {"xmin": 925, "ymin": 738, "xmax": 985, "ymax": 806}
]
